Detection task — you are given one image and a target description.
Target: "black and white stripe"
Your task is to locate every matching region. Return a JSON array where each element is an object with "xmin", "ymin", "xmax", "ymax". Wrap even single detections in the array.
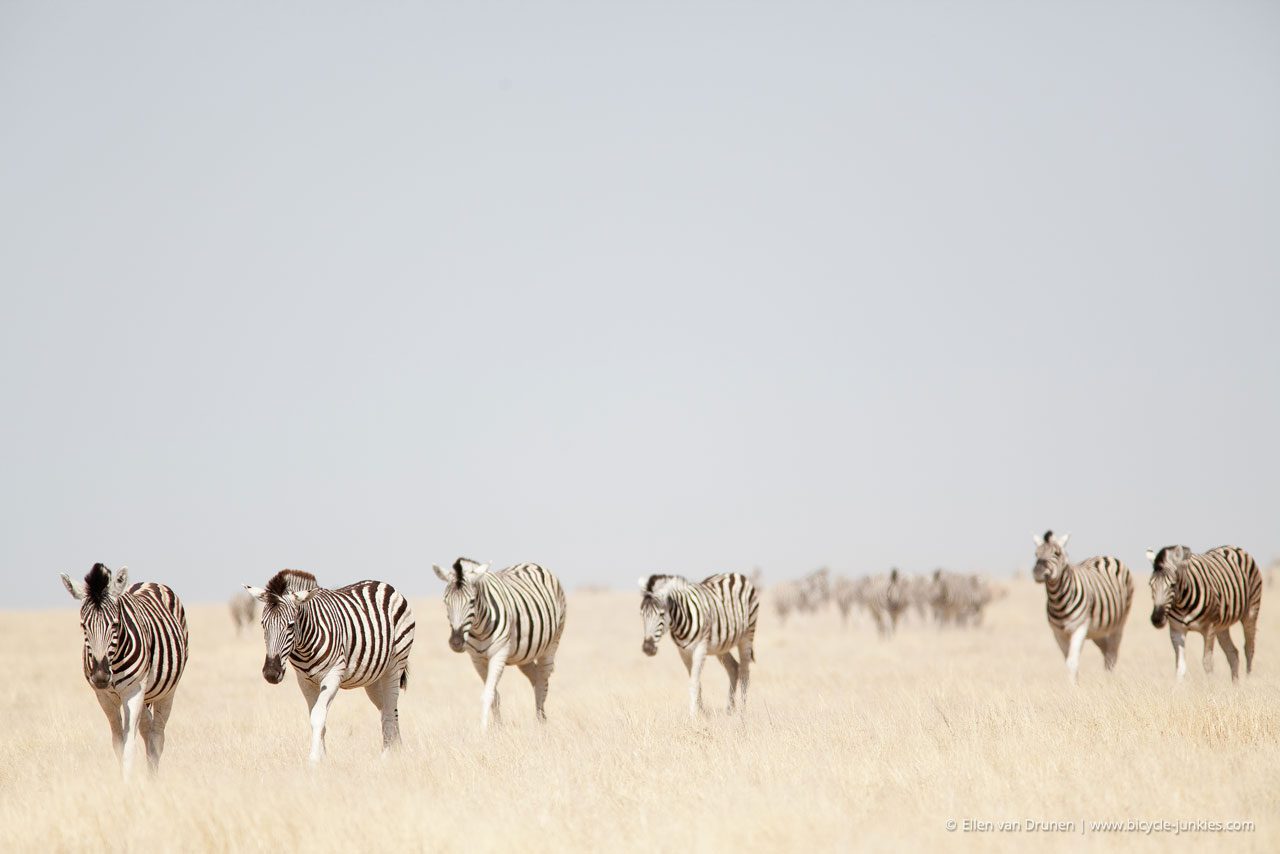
[
  {"xmin": 859, "ymin": 569, "xmax": 908, "ymax": 638},
  {"xmin": 433, "ymin": 558, "xmax": 568, "ymax": 731},
  {"xmin": 1148, "ymin": 544, "xmax": 1263, "ymax": 682},
  {"xmin": 1032, "ymin": 531, "xmax": 1134, "ymax": 682},
  {"xmin": 245, "ymin": 569, "xmax": 416, "ymax": 761},
  {"xmin": 639, "ymin": 572, "xmax": 759, "ymax": 718},
  {"xmin": 60, "ymin": 563, "xmax": 189, "ymax": 777}
]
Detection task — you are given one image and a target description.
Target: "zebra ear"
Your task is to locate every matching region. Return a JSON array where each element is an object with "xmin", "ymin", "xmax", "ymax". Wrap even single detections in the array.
[
  {"xmin": 638, "ymin": 577, "xmax": 649, "ymax": 590},
  {"xmin": 1033, "ymin": 534, "xmax": 1044, "ymax": 547},
  {"xmin": 111, "ymin": 566, "xmax": 129, "ymax": 597},
  {"xmin": 473, "ymin": 562, "xmax": 490, "ymax": 576},
  {"xmin": 244, "ymin": 584, "xmax": 269, "ymax": 604},
  {"xmin": 432, "ymin": 564, "xmax": 450, "ymax": 583},
  {"xmin": 1056, "ymin": 533, "xmax": 1070, "ymax": 548},
  {"xmin": 61, "ymin": 573, "xmax": 85, "ymax": 600},
  {"xmin": 293, "ymin": 589, "xmax": 313, "ymax": 605},
  {"xmin": 1145, "ymin": 548, "xmax": 1156, "ymax": 564}
]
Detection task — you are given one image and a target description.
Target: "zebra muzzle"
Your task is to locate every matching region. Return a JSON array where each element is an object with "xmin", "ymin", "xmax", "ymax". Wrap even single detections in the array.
[
  {"xmin": 448, "ymin": 632, "xmax": 466, "ymax": 653},
  {"xmin": 262, "ymin": 657, "xmax": 285, "ymax": 684},
  {"xmin": 642, "ymin": 640, "xmax": 657, "ymax": 656},
  {"xmin": 1150, "ymin": 607, "xmax": 1166, "ymax": 628}
]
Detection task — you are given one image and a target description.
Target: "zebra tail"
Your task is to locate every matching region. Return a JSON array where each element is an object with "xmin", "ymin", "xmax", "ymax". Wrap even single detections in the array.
[{"xmin": 401, "ymin": 665, "xmax": 409, "ymax": 691}]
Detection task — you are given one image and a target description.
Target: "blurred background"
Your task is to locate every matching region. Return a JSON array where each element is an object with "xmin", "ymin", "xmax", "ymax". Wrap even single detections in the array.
[{"xmin": 2, "ymin": 1, "xmax": 1278, "ymax": 607}]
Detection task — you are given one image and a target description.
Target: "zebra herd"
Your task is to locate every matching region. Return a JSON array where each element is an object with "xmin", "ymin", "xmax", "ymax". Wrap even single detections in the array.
[
  {"xmin": 1031, "ymin": 531, "xmax": 1262, "ymax": 684},
  {"xmin": 58, "ymin": 536, "xmax": 1263, "ymax": 776},
  {"xmin": 779, "ymin": 567, "xmax": 1001, "ymax": 635}
]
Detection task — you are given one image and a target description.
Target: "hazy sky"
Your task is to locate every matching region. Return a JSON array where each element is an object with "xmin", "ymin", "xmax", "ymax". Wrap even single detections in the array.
[{"xmin": 3, "ymin": 1, "xmax": 1278, "ymax": 609}]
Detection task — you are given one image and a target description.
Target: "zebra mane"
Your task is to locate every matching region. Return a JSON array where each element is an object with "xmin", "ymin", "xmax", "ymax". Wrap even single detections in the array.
[
  {"xmin": 84, "ymin": 563, "xmax": 112, "ymax": 606},
  {"xmin": 265, "ymin": 569, "xmax": 319, "ymax": 598},
  {"xmin": 1152, "ymin": 546, "xmax": 1187, "ymax": 573},
  {"xmin": 453, "ymin": 557, "xmax": 483, "ymax": 583}
]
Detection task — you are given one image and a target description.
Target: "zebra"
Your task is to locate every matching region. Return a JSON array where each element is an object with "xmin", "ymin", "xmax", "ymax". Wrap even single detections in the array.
[
  {"xmin": 243, "ymin": 569, "xmax": 415, "ymax": 761},
  {"xmin": 432, "ymin": 558, "xmax": 567, "ymax": 731},
  {"xmin": 859, "ymin": 569, "xmax": 908, "ymax": 637},
  {"xmin": 59, "ymin": 563, "xmax": 188, "ymax": 778},
  {"xmin": 833, "ymin": 575, "xmax": 864, "ymax": 626},
  {"xmin": 639, "ymin": 572, "xmax": 759, "ymax": 718},
  {"xmin": 1032, "ymin": 531, "xmax": 1134, "ymax": 683},
  {"xmin": 1147, "ymin": 545, "xmax": 1262, "ymax": 682},
  {"xmin": 229, "ymin": 589, "xmax": 257, "ymax": 636},
  {"xmin": 770, "ymin": 567, "xmax": 830, "ymax": 625}
]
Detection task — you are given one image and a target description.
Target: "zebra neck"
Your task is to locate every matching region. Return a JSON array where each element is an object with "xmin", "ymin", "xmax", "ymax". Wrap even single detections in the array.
[
  {"xmin": 291, "ymin": 607, "xmax": 325, "ymax": 663},
  {"xmin": 1044, "ymin": 564, "xmax": 1076, "ymax": 595},
  {"xmin": 472, "ymin": 576, "xmax": 504, "ymax": 634},
  {"xmin": 666, "ymin": 590, "xmax": 700, "ymax": 643},
  {"xmin": 111, "ymin": 596, "xmax": 144, "ymax": 668}
]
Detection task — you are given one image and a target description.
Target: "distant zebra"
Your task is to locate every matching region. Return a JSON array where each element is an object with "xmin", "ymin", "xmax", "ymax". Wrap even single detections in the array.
[
  {"xmin": 860, "ymin": 569, "xmax": 908, "ymax": 637},
  {"xmin": 230, "ymin": 590, "xmax": 257, "ymax": 636},
  {"xmin": 771, "ymin": 567, "xmax": 829, "ymax": 625},
  {"xmin": 833, "ymin": 576, "xmax": 863, "ymax": 626},
  {"xmin": 1147, "ymin": 545, "xmax": 1262, "ymax": 682},
  {"xmin": 60, "ymin": 563, "xmax": 188, "ymax": 777},
  {"xmin": 244, "ymin": 569, "xmax": 415, "ymax": 761},
  {"xmin": 1032, "ymin": 531, "xmax": 1134, "ymax": 683},
  {"xmin": 432, "ymin": 558, "xmax": 567, "ymax": 731},
  {"xmin": 640, "ymin": 572, "xmax": 759, "ymax": 718}
]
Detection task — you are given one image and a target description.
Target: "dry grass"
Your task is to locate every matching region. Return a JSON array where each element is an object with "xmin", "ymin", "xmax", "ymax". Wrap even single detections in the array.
[{"xmin": 2, "ymin": 579, "xmax": 1277, "ymax": 852}]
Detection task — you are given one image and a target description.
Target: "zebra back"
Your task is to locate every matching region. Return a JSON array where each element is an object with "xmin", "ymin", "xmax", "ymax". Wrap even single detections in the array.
[
  {"xmin": 1044, "ymin": 556, "xmax": 1133, "ymax": 634},
  {"xmin": 1166, "ymin": 546, "xmax": 1262, "ymax": 629},
  {"xmin": 476, "ymin": 563, "xmax": 567, "ymax": 665},
  {"xmin": 113, "ymin": 582, "xmax": 189, "ymax": 703},
  {"xmin": 293, "ymin": 580, "xmax": 415, "ymax": 688}
]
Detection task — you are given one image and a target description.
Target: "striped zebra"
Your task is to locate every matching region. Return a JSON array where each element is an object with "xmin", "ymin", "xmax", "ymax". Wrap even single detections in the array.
[
  {"xmin": 59, "ymin": 563, "xmax": 188, "ymax": 778},
  {"xmin": 771, "ymin": 567, "xmax": 830, "ymax": 625},
  {"xmin": 1147, "ymin": 545, "xmax": 1262, "ymax": 682},
  {"xmin": 432, "ymin": 558, "xmax": 567, "ymax": 731},
  {"xmin": 244, "ymin": 569, "xmax": 415, "ymax": 761},
  {"xmin": 229, "ymin": 589, "xmax": 257, "ymax": 636},
  {"xmin": 639, "ymin": 572, "xmax": 759, "ymax": 718},
  {"xmin": 833, "ymin": 576, "xmax": 863, "ymax": 626},
  {"xmin": 1032, "ymin": 531, "xmax": 1134, "ymax": 683},
  {"xmin": 859, "ymin": 569, "xmax": 908, "ymax": 637}
]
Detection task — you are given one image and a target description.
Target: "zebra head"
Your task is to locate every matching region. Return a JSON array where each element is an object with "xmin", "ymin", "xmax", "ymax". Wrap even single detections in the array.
[
  {"xmin": 433, "ymin": 558, "xmax": 489, "ymax": 653},
  {"xmin": 1032, "ymin": 530, "xmax": 1070, "ymax": 583},
  {"xmin": 60, "ymin": 563, "xmax": 128, "ymax": 690},
  {"xmin": 638, "ymin": 575, "xmax": 671, "ymax": 656},
  {"xmin": 1147, "ymin": 545, "xmax": 1188, "ymax": 628},
  {"xmin": 244, "ymin": 571, "xmax": 318, "ymax": 684}
]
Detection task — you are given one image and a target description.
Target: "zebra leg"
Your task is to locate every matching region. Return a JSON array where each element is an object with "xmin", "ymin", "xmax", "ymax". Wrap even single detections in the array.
[
  {"xmin": 94, "ymin": 690, "xmax": 124, "ymax": 761},
  {"xmin": 146, "ymin": 695, "xmax": 174, "ymax": 772},
  {"xmin": 1064, "ymin": 625, "xmax": 1088, "ymax": 684},
  {"xmin": 718, "ymin": 653, "xmax": 739, "ymax": 714},
  {"xmin": 686, "ymin": 643, "xmax": 708, "ymax": 719},
  {"xmin": 1169, "ymin": 628, "xmax": 1187, "ymax": 681},
  {"xmin": 118, "ymin": 683, "xmax": 146, "ymax": 779},
  {"xmin": 1216, "ymin": 629, "xmax": 1241, "ymax": 682},
  {"xmin": 308, "ymin": 668, "xmax": 344, "ymax": 763},
  {"xmin": 135, "ymin": 704, "xmax": 153, "ymax": 770},
  {"xmin": 479, "ymin": 649, "xmax": 508, "ymax": 732},
  {"xmin": 1099, "ymin": 631, "xmax": 1122, "ymax": 672},
  {"xmin": 1202, "ymin": 633, "xmax": 1216, "ymax": 675},
  {"xmin": 365, "ymin": 674, "xmax": 401, "ymax": 753},
  {"xmin": 1242, "ymin": 617, "xmax": 1258, "ymax": 675},
  {"xmin": 1052, "ymin": 630, "xmax": 1070, "ymax": 660},
  {"xmin": 736, "ymin": 639, "xmax": 752, "ymax": 710}
]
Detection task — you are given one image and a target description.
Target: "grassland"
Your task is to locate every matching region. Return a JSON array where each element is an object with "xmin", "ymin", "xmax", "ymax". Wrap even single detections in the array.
[{"xmin": 1, "ymin": 577, "xmax": 1277, "ymax": 852}]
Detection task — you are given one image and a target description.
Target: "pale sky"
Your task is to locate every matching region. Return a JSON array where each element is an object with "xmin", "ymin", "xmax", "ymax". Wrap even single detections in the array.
[{"xmin": 3, "ymin": 1, "xmax": 1278, "ymax": 608}]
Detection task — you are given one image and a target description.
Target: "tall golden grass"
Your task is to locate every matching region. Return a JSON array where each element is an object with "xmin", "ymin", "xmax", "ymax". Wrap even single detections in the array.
[{"xmin": 1, "ymin": 577, "xmax": 1276, "ymax": 852}]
